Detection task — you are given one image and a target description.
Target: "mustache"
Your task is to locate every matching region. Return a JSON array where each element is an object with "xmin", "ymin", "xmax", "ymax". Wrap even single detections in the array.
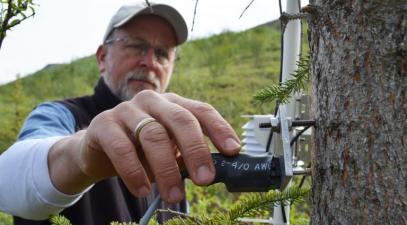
[{"xmin": 125, "ymin": 70, "xmax": 160, "ymax": 88}]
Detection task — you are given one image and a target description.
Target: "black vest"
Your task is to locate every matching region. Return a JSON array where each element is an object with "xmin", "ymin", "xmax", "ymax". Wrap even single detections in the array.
[{"xmin": 14, "ymin": 78, "xmax": 186, "ymax": 225}]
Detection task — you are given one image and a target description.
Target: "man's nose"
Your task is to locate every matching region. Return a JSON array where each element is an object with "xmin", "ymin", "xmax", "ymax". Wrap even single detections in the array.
[{"xmin": 140, "ymin": 48, "xmax": 156, "ymax": 69}]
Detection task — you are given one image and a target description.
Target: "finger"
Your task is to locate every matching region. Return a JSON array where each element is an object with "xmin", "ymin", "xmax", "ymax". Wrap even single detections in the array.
[
  {"xmin": 138, "ymin": 121, "xmax": 185, "ymax": 203},
  {"xmin": 113, "ymin": 101, "xmax": 184, "ymax": 202},
  {"xmin": 92, "ymin": 113, "xmax": 151, "ymax": 197},
  {"xmin": 163, "ymin": 93, "xmax": 241, "ymax": 155},
  {"xmin": 133, "ymin": 91, "xmax": 215, "ymax": 185}
]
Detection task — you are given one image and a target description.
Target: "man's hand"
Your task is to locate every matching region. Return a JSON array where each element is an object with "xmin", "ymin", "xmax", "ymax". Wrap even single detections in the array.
[{"xmin": 49, "ymin": 90, "xmax": 240, "ymax": 203}]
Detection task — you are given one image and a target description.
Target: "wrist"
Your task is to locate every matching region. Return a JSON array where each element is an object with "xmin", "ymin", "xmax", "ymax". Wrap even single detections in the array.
[{"xmin": 48, "ymin": 131, "xmax": 94, "ymax": 195}]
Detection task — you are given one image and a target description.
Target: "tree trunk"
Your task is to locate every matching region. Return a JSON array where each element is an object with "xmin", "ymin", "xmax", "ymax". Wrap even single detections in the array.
[{"xmin": 309, "ymin": 0, "xmax": 407, "ymax": 224}]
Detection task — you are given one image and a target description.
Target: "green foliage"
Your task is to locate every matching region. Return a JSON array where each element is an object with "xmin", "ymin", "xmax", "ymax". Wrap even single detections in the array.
[
  {"xmin": 185, "ymin": 181, "xmax": 235, "ymax": 217},
  {"xmin": 254, "ymin": 55, "xmax": 310, "ymax": 105},
  {"xmin": 0, "ymin": 0, "xmax": 36, "ymax": 49},
  {"xmin": 241, "ymin": 25, "xmax": 281, "ymax": 67},
  {"xmin": 0, "ymin": 75, "xmax": 29, "ymax": 149},
  {"xmin": 0, "ymin": 25, "xmax": 282, "ymax": 151},
  {"xmin": 11, "ymin": 75, "xmax": 26, "ymax": 134},
  {"xmin": 112, "ymin": 187, "xmax": 308, "ymax": 225},
  {"xmin": 49, "ymin": 187, "xmax": 308, "ymax": 225},
  {"xmin": 0, "ymin": 56, "xmax": 98, "ymax": 150},
  {"xmin": 49, "ymin": 214, "xmax": 72, "ymax": 225},
  {"xmin": 0, "ymin": 212, "xmax": 12, "ymax": 225}
]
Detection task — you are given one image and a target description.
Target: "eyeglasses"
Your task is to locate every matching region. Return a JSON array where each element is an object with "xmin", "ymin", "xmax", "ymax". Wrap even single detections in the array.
[{"xmin": 104, "ymin": 38, "xmax": 174, "ymax": 66}]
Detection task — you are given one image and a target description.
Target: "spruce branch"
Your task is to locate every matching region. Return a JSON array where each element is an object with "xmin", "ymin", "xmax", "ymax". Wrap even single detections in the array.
[
  {"xmin": 224, "ymin": 187, "xmax": 309, "ymax": 224},
  {"xmin": 158, "ymin": 212, "xmax": 209, "ymax": 225},
  {"xmin": 254, "ymin": 55, "xmax": 310, "ymax": 105},
  {"xmin": 160, "ymin": 217, "xmax": 205, "ymax": 225},
  {"xmin": 49, "ymin": 215, "xmax": 73, "ymax": 225},
  {"xmin": 158, "ymin": 187, "xmax": 309, "ymax": 225},
  {"xmin": 157, "ymin": 209, "xmax": 193, "ymax": 220},
  {"xmin": 110, "ymin": 222, "xmax": 138, "ymax": 225},
  {"xmin": 156, "ymin": 209, "xmax": 205, "ymax": 225},
  {"xmin": 46, "ymin": 188, "xmax": 308, "ymax": 225}
]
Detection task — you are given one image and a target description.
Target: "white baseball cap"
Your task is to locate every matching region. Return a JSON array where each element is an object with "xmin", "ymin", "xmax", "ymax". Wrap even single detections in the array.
[{"xmin": 103, "ymin": 3, "xmax": 188, "ymax": 45}]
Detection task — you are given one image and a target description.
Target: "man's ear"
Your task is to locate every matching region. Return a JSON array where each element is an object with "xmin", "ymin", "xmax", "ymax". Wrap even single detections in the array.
[{"xmin": 96, "ymin": 45, "xmax": 107, "ymax": 73}]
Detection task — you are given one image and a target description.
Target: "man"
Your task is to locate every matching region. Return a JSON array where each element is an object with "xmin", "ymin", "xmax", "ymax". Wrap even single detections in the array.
[{"xmin": 0, "ymin": 3, "xmax": 240, "ymax": 225}]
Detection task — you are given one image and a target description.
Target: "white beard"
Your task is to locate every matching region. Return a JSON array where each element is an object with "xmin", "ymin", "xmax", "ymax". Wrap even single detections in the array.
[{"xmin": 104, "ymin": 70, "xmax": 162, "ymax": 101}]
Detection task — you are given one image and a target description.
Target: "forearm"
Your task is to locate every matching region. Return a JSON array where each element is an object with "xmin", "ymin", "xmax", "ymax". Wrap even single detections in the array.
[{"xmin": 48, "ymin": 130, "xmax": 95, "ymax": 195}]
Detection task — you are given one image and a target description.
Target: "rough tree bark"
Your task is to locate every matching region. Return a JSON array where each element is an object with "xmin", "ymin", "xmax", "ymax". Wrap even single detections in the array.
[{"xmin": 309, "ymin": 0, "xmax": 406, "ymax": 224}]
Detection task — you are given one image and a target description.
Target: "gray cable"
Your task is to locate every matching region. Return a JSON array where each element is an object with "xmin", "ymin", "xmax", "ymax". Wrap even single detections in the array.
[{"xmin": 139, "ymin": 195, "xmax": 161, "ymax": 225}]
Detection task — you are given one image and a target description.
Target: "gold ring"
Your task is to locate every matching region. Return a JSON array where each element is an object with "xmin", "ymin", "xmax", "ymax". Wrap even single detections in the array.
[{"xmin": 134, "ymin": 117, "xmax": 157, "ymax": 144}]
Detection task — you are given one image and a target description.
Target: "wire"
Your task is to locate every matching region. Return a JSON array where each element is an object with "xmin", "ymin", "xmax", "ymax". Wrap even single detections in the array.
[
  {"xmin": 278, "ymin": 0, "xmax": 284, "ymax": 87},
  {"xmin": 139, "ymin": 195, "xmax": 161, "ymax": 225},
  {"xmin": 239, "ymin": 0, "xmax": 256, "ymax": 19},
  {"xmin": 191, "ymin": 0, "xmax": 199, "ymax": 31},
  {"xmin": 275, "ymin": 0, "xmax": 284, "ymax": 116},
  {"xmin": 266, "ymin": 0, "xmax": 284, "ymax": 154},
  {"xmin": 290, "ymin": 125, "xmax": 311, "ymax": 146},
  {"xmin": 265, "ymin": 129, "xmax": 274, "ymax": 153},
  {"xmin": 298, "ymin": 162, "xmax": 311, "ymax": 188},
  {"xmin": 277, "ymin": 1, "xmax": 286, "ymax": 220},
  {"xmin": 290, "ymin": 124, "xmax": 312, "ymax": 190},
  {"xmin": 298, "ymin": 0, "xmax": 303, "ymax": 58},
  {"xmin": 278, "ymin": 0, "xmax": 283, "ymax": 15}
]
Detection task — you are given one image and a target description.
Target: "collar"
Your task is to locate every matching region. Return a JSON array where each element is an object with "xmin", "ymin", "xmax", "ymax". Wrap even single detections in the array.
[{"xmin": 92, "ymin": 77, "xmax": 122, "ymax": 112}]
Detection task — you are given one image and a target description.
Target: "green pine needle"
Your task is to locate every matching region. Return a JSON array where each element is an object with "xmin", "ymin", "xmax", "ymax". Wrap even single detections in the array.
[
  {"xmin": 225, "ymin": 187, "xmax": 309, "ymax": 224},
  {"xmin": 110, "ymin": 222, "xmax": 139, "ymax": 225},
  {"xmin": 158, "ymin": 187, "xmax": 309, "ymax": 225},
  {"xmin": 254, "ymin": 55, "xmax": 310, "ymax": 104},
  {"xmin": 47, "ymin": 187, "xmax": 309, "ymax": 225},
  {"xmin": 49, "ymin": 214, "xmax": 73, "ymax": 225}
]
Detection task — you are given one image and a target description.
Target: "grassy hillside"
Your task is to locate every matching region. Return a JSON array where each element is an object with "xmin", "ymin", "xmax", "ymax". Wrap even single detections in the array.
[
  {"xmin": 0, "ymin": 22, "xmax": 287, "ymax": 151},
  {"xmin": 0, "ymin": 22, "xmax": 311, "ymax": 224}
]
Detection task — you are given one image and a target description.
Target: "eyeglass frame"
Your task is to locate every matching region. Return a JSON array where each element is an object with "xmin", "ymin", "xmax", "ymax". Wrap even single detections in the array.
[{"xmin": 104, "ymin": 37, "xmax": 176, "ymax": 67}]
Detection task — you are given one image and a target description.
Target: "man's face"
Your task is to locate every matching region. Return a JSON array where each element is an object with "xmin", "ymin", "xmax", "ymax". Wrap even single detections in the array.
[{"xmin": 97, "ymin": 15, "xmax": 177, "ymax": 101}]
